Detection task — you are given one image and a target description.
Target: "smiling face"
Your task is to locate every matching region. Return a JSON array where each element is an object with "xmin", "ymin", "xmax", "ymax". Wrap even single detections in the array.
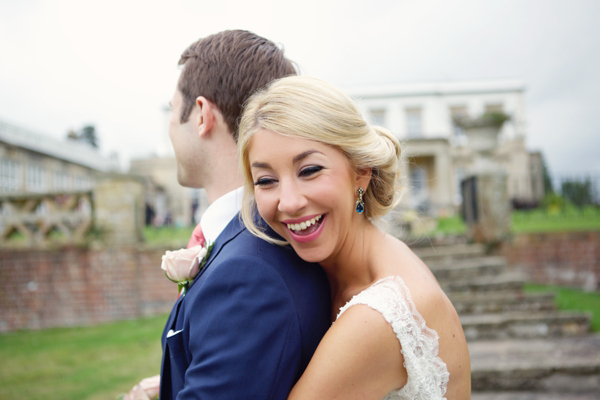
[{"xmin": 248, "ymin": 128, "xmax": 367, "ymax": 264}]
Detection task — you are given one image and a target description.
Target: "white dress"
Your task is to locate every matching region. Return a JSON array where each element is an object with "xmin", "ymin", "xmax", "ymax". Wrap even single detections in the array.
[{"xmin": 336, "ymin": 276, "xmax": 450, "ymax": 400}]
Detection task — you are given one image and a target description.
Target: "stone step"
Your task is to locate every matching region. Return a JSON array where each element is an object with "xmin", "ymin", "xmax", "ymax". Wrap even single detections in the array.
[
  {"xmin": 431, "ymin": 256, "xmax": 508, "ymax": 282},
  {"xmin": 470, "ymin": 335, "xmax": 600, "ymax": 393},
  {"xmin": 450, "ymin": 292, "xmax": 557, "ymax": 315},
  {"xmin": 442, "ymin": 272, "xmax": 527, "ymax": 295},
  {"xmin": 413, "ymin": 243, "xmax": 486, "ymax": 262},
  {"xmin": 461, "ymin": 311, "xmax": 592, "ymax": 341}
]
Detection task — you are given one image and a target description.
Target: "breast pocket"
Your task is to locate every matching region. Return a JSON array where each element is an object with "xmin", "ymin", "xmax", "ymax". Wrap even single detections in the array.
[{"xmin": 166, "ymin": 329, "xmax": 189, "ymax": 387}]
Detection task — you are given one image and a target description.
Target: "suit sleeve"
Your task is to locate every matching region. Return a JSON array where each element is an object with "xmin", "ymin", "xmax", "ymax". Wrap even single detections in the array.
[{"xmin": 175, "ymin": 255, "xmax": 302, "ymax": 400}]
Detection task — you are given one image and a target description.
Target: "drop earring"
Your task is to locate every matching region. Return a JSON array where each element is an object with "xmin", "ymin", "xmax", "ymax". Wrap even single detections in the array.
[{"xmin": 355, "ymin": 188, "xmax": 365, "ymax": 214}]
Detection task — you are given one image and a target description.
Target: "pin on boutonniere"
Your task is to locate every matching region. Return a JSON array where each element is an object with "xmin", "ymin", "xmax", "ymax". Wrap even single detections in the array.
[{"xmin": 161, "ymin": 242, "xmax": 214, "ymax": 297}]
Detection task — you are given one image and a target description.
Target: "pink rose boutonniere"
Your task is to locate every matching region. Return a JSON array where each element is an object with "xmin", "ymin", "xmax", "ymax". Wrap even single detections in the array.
[{"xmin": 161, "ymin": 242, "xmax": 213, "ymax": 297}]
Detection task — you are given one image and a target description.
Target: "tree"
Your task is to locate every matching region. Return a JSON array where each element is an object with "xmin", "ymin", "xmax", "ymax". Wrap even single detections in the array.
[
  {"xmin": 561, "ymin": 178, "xmax": 593, "ymax": 208},
  {"xmin": 66, "ymin": 124, "xmax": 99, "ymax": 148},
  {"xmin": 540, "ymin": 153, "xmax": 554, "ymax": 195}
]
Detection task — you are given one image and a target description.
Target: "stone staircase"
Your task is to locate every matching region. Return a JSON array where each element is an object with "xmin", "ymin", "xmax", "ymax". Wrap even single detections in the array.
[{"xmin": 413, "ymin": 242, "xmax": 600, "ymax": 399}]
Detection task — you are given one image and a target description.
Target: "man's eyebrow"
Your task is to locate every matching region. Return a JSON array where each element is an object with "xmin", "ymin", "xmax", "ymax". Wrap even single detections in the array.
[{"xmin": 293, "ymin": 150, "xmax": 323, "ymax": 164}]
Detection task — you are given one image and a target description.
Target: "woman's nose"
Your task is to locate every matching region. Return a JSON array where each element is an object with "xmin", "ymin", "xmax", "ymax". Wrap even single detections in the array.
[{"xmin": 277, "ymin": 180, "xmax": 307, "ymax": 215}]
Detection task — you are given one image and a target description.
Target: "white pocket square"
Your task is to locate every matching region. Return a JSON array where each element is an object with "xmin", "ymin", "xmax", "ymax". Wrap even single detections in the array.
[{"xmin": 167, "ymin": 329, "xmax": 183, "ymax": 338}]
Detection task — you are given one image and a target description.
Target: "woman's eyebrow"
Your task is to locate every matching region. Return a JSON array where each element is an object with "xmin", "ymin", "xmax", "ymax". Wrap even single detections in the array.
[
  {"xmin": 293, "ymin": 150, "xmax": 323, "ymax": 164},
  {"xmin": 251, "ymin": 161, "xmax": 271, "ymax": 169}
]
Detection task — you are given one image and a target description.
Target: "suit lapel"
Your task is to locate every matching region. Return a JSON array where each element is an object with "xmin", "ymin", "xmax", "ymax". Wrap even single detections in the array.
[{"xmin": 192, "ymin": 214, "xmax": 245, "ymax": 283}]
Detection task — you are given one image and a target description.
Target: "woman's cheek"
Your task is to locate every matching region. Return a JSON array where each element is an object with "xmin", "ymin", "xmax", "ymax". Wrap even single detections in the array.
[{"xmin": 255, "ymin": 191, "xmax": 275, "ymax": 224}]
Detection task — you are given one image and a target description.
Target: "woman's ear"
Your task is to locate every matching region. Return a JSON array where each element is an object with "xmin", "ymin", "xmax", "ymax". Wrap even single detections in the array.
[
  {"xmin": 196, "ymin": 96, "xmax": 216, "ymax": 137},
  {"xmin": 356, "ymin": 167, "xmax": 372, "ymax": 191}
]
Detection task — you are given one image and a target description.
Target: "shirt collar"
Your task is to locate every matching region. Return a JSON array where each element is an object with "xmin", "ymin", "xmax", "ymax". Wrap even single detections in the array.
[{"xmin": 200, "ymin": 187, "xmax": 244, "ymax": 244}]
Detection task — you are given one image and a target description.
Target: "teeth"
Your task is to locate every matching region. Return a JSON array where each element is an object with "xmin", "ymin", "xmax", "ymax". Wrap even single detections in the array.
[{"xmin": 286, "ymin": 215, "xmax": 322, "ymax": 232}]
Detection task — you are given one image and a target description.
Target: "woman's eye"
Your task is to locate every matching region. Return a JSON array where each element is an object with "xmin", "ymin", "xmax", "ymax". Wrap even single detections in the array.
[
  {"xmin": 254, "ymin": 177, "xmax": 277, "ymax": 187},
  {"xmin": 299, "ymin": 165, "xmax": 323, "ymax": 177}
]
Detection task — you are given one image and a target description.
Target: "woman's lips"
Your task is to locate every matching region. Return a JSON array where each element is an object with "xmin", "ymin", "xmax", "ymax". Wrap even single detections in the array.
[{"xmin": 284, "ymin": 214, "xmax": 326, "ymax": 243}]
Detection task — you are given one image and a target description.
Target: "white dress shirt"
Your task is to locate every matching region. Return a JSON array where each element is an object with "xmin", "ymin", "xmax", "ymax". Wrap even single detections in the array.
[{"xmin": 200, "ymin": 187, "xmax": 244, "ymax": 244}]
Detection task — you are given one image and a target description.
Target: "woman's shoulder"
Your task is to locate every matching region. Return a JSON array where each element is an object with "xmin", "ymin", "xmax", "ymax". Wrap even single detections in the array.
[{"xmin": 288, "ymin": 303, "xmax": 407, "ymax": 400}]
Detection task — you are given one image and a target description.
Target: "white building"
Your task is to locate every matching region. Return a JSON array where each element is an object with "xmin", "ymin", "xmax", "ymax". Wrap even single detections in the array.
[
  {"xmin": 348, "ymin": 79, "xmax": 541, "ymax": 216},
  {"xmin": 0, "ymin": 120, "xmax": 119, "ymax": 194}
]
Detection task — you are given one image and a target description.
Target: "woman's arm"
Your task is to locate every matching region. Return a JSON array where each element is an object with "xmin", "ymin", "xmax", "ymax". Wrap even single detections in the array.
[{"xmin": 289, "ymin": 304, "xmax": 407, "ymax": 400}]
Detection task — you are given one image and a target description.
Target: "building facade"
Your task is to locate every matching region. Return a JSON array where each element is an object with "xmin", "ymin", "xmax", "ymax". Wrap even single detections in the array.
[
  {"xmin": 0, "ymin": 120, "xmax": 119, "ymax": 194},
  {"xmin": 348, "ymin": 79, "xmax": 541, "ymax": 215},
  {"xmin": 129, "ymin": 156, "xmax": 208, "ymax": 228}
]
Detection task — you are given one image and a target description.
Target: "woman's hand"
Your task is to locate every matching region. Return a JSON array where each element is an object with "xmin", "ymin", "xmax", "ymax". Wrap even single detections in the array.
[{"xmin": 123, "ymin": 375, "xmax": 160, "ymax": 400}]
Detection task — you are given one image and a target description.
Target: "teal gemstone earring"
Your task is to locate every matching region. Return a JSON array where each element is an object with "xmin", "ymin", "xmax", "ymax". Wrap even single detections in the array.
[{"xmin": 355, "ymin": 188, "xmax": 365, "ymax": 214}]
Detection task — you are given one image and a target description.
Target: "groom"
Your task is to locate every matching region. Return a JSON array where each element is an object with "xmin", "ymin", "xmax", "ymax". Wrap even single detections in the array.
[{"xmin": 129, "ymin": 31, "xmax": 331, "ymax": 399}]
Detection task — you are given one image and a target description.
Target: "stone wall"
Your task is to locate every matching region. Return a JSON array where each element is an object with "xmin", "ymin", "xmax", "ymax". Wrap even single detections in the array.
[
  {"xmin": 0, "ymin": 246, "xmax": 177, "ymax": 332},
  {"xmin": 500, "ymin": 231, "xmax": 600, "ymax": 291}
]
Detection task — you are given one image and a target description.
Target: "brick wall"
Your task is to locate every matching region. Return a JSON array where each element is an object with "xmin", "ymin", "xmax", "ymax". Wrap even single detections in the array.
[
  {"xmin": 500, "ymin": 231, "xmax": 600, "ymax": 291},
  {"xmin": 0, "ymin": 246, "xmax": 177, "ymax": 332}
]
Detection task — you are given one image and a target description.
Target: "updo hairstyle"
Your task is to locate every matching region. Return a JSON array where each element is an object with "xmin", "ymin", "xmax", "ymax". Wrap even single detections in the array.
[{"xmin": 238, "ymin": 76, "xmax": 402, "ymax": 244}]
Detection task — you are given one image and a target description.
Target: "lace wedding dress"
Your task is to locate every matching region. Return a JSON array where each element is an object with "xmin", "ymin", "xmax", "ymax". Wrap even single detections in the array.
[{"xmin": 336, "ymin": 276, "xmax": 450, "ymax": 400}]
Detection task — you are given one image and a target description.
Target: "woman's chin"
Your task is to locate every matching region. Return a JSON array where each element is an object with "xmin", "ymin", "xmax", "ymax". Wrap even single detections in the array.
[{"xmin": 289, "ymin": 245, "xmax": 328, "ymax": 264}]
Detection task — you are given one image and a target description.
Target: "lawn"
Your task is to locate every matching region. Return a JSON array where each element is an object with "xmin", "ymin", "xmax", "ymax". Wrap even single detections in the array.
[
  {"xmin": 524, "ymin": 283, "xmax": 600, "ymax": 332},
  {"xmin": 143, "ymin": 226, "xmax": 195, "ymax": 247},
  {"xmin": 0, "ymin": 314, "xmax": 167, "ymax": 400},
  {"xmin": 429, "ymin": 206, "xmax": 600, "ymax": 236}
]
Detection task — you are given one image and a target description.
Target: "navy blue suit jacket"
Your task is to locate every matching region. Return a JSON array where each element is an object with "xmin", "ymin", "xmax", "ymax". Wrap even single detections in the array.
[{"xmin": 160, "ymin": 215, "xmax": 331, "ymax": 399}]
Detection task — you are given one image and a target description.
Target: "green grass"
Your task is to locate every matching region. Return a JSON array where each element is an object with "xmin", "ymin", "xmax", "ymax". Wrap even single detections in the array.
[
  {"xmin": 143, "ymin": 226, "xmax": 195, "ymax": 247},
  {"xmin": 524, "ymin": 283, "xmax": 600, "ymax": 332},
  {"xmin": 430, "ymin": 207, "xmax": 600, "ymax": 236},
  {"xmin": 0, "ymin": 314, "xmax": 167, "ymax": 400},
  {"xmin": 512, "ymin": 206, "xmax": 600, "ymax": 233}
]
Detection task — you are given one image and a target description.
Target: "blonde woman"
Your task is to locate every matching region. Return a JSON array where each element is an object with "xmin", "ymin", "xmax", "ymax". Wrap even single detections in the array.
[{"xmin": 238, "ymin": 76, "xmax": 471, "ymax": 399}]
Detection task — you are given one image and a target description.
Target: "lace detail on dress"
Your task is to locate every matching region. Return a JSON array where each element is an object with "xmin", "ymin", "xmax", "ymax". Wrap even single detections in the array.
[{"xmin": 336, "ymin": 276, "xmax": 449, "ymax": 400}]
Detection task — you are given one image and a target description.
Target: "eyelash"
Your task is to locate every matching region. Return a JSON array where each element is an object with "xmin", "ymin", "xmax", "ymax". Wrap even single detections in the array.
[
  {"xmin": 254, "ymin": 177, "xmax": 276, "ymax": 187},
  {"xmin": 253, "ymin": 165, "xmax": 324, "ymax": 187},
  {"xmin": 299, "ymin": 165, "xmax": 324, "ymax": 177}
]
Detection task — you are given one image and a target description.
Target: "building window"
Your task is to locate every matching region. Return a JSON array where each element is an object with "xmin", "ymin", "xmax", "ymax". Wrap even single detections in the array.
[
  {"xmin": 485, "ymin": 103, "xmax": 504, "ymax": 114},
  {"xmin": 73, "ymin": 175, "xmax": 93, "ymax": 190},
  {"xmin": 0, "ymin": 159, "xmax": 21, "ymax": 193},
  {"xmin": 406, "ymin": 108, "xmax": 423, "ymax": 138},
  {"xmin": 26, "ymin": 163, "xmax": 45, "ymax": 192},
  {"xmin": 409, "ymin": 166, "xmax": 428, "ymax": 211},
  {"xmin": 450, "ymin": 106, "xmax": 468, "ymax": 137},
  {"xmin": 54, "ymin": 170, "xmax": 70, "ymax": 191},
  {"xmin": 370, "ymin": 109, "xmax": 386, "ymax": 126},
  {"xmin": 454, "ymin": 167, "xmax": 467, "ymax": 205}
]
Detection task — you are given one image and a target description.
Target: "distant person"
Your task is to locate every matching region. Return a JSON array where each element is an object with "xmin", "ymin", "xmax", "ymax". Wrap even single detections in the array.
[
  {"xmin": 238, "ymin": 76, "xmax": 471, "ymax": 399},
  {"xmin": 125, "ymin": 31, "xmax": 330, "ymax": 399}
]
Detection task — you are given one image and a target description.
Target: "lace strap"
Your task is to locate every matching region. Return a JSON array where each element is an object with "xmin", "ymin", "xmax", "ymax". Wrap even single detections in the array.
[{"xmin": 337, "ymin": 276, "xmax": 449, "ymax": 399}]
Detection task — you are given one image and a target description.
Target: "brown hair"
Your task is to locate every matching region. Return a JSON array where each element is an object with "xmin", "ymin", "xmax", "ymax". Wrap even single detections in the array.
[{"xmin": 177, "ymin": 30, "xmax": 296, "ymax": 140}]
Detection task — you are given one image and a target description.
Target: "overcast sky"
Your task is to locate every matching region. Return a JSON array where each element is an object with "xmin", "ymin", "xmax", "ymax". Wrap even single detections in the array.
[{"xmin": 1, "ymin": 0, "xmax": 599, "ymax": 177}]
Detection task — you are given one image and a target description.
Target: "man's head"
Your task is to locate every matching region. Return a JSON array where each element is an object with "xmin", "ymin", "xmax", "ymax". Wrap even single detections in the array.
[
  {"xmin": 177, "ymin": 29, "xmax": 296, "ymax": 141},
  {"xmin": 169, "ymin": 30, "xmax": 296, "ymax": 197}
]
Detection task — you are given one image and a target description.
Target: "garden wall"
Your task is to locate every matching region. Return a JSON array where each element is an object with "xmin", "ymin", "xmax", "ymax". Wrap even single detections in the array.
[
  {"xmin": 0, "ymin": 246, "xmax": 176, "ymax": 332},
  {"xmin": 500, "ymin": 231, "xmax": 600, "ymax": 291}
]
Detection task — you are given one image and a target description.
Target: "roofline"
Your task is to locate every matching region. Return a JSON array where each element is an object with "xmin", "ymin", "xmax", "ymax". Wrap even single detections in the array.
[
  {"xmin": 345, "ymin": 79, "xmax": 526, "ymax": 99},
  {"xmin": 0, "ymin": 120, "xmax": 119, "ymax": 172}
]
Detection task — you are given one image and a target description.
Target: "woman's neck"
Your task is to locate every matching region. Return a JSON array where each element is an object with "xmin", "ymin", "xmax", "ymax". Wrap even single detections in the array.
[{"xmin": 320, "ymin": 220, "xmax": 386, "ymax": 311}]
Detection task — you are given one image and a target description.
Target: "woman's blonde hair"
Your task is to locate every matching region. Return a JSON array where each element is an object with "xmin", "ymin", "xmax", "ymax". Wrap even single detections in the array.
[{"xmin": 238, "ymin": 76, "xmax": 402, "ymax": 244}]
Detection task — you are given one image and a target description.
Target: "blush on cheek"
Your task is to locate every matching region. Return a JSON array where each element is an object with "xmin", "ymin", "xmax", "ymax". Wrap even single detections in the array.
[{"xmin": 255, "ymin": 194, "xmax": 274, "ymax": 225}]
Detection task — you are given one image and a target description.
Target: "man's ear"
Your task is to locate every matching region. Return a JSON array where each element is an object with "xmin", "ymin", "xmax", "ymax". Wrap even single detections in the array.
[
  {"xmin": 196, "ymin": 96, "xmax": 216, "ymax": 137},
  {"xmin": 356, "ymin": 167, "xmax": 372, "ymax": 191}
]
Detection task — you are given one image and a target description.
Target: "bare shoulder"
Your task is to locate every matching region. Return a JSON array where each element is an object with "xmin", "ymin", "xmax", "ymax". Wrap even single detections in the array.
[{"xmin": 288, "ymin": 304, "xmax": 406, "ymax": 400}]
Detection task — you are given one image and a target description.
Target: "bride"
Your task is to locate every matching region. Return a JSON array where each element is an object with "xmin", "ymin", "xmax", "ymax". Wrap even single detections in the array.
[{"xmin": 238, "ymin": 76, "xmax": 471, "ymax": 399}]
